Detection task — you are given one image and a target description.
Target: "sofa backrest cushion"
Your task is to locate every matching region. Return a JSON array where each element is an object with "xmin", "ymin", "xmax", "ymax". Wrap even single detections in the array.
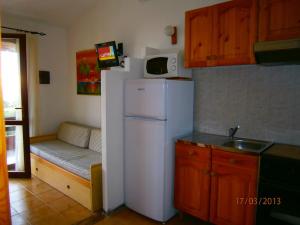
[
  {"xmin": 88, "ymin": 128, "xmax": 102, "ymax": 152},
  {"xmin": 57, "ymin": 122, "xmax": 91, "ymax": 148}
]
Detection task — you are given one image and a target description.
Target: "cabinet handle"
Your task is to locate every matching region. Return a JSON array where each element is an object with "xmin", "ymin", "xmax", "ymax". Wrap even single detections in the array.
[
  {"xmin": 229, "ymin": 159, "xmax": 237, "ymax": 164},
  {"xmin": 212, "ymin": 55, "xmax": 218, "ymax": 60},
  {"xmin": 67, "ymin": 185, "xmax": 70, "ymax": 189},
  {"xmin": 35, "ymin": 168, "xmax": 38, "ymax": 171},
  {"xmin": 202, "ymin": 169, "xmax": 210, "ymax": 175},
  {"xmin": 207, "ymin": 55, "xmax": 223, "ymax": 60},
  {"xmin": 207, "ymin": 55, "xmax": 218, "ymax": 60},
  {"xmin": 210, "ymin": 172, "xmax": 217, "ymax": 177}
]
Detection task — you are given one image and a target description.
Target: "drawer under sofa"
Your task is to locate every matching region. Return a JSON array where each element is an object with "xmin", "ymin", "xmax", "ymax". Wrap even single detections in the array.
[{"xmin": 30, "ymin": 153, "xmax": 102, "ymax": 212}]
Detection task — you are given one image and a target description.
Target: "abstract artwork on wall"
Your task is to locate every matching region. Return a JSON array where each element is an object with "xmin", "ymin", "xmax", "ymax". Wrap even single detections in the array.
[{"xmin": 76, "ymin": 49, "xmax": 101, "ymax": 95}]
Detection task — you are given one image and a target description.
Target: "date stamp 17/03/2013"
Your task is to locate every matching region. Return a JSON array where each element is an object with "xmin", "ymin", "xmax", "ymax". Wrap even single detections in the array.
[{"xmin": 236, "ymin": 197, "xmax": 282, "ymax": 205}]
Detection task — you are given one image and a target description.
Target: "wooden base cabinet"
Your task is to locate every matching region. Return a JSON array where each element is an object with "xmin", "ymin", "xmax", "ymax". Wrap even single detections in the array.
[
  {"xmin": 210, "ymin": 150, "xmax": 258, "ymax": 225},
  {"xmin": 174, "ymin": 142, "xmax": 211, "ymax": 221},
  {"xmin": 174, "ymin": 143, "xmax": 259, "ymax": 225}
]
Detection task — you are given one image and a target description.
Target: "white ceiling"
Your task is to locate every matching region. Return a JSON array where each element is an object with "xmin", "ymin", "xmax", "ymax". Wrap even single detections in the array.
[{"xmin": 1, "ymin": 0, "xmax": 99, "ymax": 27}]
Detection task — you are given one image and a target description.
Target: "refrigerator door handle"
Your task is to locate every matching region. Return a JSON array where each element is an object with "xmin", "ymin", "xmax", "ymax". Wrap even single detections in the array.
[{"xmin": 125, "ymin": 116, "xmax": 167, "ymax": 122}]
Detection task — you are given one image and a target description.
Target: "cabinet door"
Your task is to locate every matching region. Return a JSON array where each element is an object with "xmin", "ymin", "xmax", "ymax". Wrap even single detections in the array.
[
  {"xmin": 210, "ymin": 155, "xmax": 258, "ymax": 225},
  {"xmin": 212, "ymin": 0, "xmax": 257, "ymax": 66},
  {"xmin": 174, "ymin": 143, "xmax": 211, "ymax": 221},
  {"xmin": 259, "ymin": 0, "xmax": 300, "ymax": 41},
  {"xmin": 185, "ymin": 7, "xmax": 214, "ymax": 68}
]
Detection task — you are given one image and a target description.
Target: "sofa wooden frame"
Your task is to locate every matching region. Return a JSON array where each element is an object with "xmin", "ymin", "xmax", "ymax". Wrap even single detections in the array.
[{"xmin": 30, "ymin": 134, "xmax": 102, "ymax": 212}]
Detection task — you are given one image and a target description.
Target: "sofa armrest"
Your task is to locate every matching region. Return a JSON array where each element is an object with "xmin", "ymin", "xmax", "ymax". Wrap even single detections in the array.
[{"xmin": 30, "ymin": 134, "xmax": 57, "ymax": 144}]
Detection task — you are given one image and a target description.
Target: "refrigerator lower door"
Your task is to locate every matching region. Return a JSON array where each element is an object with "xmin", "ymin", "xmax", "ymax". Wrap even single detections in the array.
[{"xmin": 125, "ymin": 117, "xmax": 166, "ymax": 221}]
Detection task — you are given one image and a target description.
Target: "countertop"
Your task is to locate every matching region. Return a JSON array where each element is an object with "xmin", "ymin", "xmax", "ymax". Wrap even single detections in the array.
[
  {"xmin": 177, "ymin": 132, "xmax": 231, "ymax": 147},
  {"xmin": 177, "ymin": 132, "xmax": 272, "ymax": 155},
  {"xmin": 264, "ymin": 143, "xmax": 300, "ymax": 160}
]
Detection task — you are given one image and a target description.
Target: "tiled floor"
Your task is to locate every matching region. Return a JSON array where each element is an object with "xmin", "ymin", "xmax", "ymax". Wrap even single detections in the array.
[
  {"xmin": 94, "ymin": 208, "xmax": 209, "ymax": 225},
  {"xmin": 9, "ymin": 176, "xmax": 93, "ymax": 225},
  {"xmin": 9, "ymin": 177, "xmax": 207, "ymax": 225}
]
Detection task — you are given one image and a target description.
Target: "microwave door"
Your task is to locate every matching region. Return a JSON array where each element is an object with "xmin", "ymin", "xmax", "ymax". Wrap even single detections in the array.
[{"xmin": 146, "ymin": 57, "xmax": 168, "ymax": 75}]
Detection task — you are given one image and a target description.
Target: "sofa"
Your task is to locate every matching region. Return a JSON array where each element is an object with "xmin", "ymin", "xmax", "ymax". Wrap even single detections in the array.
[{"xmin": 30, "ymin": 122, "xmax": 102, "ymax": 211}]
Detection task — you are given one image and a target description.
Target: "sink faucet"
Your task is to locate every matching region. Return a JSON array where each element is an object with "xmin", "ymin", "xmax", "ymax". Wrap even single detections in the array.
[{"xmin": 229, "ymin": 125, "xmax": 240, "ymax": 139}]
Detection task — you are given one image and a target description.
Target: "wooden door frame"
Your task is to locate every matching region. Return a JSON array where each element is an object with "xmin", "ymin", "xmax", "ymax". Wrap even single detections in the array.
[
  {"xmin": 0, "ymin": 28, "xmax": 12, "ymax": 225},
  {"xmin": 2, "ymin": 33, "xmax": 31, "ymax": 178}
]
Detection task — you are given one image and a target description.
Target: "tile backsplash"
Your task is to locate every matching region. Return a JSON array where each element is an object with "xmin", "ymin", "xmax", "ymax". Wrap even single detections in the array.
[{"xmin": 193, "ymin": 64, "xmax": 300, "ymax": 145}]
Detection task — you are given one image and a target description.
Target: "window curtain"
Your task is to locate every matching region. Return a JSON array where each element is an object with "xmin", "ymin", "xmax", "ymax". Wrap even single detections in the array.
[{"xmin": 26, "ymin": 34, "xmax": 40, "ymax": 137}]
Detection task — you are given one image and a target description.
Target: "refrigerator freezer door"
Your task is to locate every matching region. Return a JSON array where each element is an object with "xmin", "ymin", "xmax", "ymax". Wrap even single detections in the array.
[
  {"xmin": 125, "ymin": 117, "xmax": 166, "ymax": 221},
  {"xmin": 125, "ymin": 79, "xmax": 166, "ymax": 120}
]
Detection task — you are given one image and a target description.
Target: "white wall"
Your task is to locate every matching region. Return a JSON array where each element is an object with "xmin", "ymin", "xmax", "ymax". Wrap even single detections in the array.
[
  {"xmin": 67, "ymin": 0, "xmax": 227, "ymax": 127},
  {"xmin": 66, "ymin": 0, "xmax": 227, "ymax": 212},
  {"xmin": 2, "ymin": 1, "xmax": 229, "ymax": 132},
  {"xmin": 2, "ymin": 13, "xmax": 70, "ymax": 134}
]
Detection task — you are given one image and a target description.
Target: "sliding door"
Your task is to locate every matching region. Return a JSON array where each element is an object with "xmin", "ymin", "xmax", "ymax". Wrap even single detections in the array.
[
  {"xmin": 1, "ymin": 33, "xmax": 30, "ymax": 178},
  {"xmin": 0, "ymin": 27, "xmax": 12, "ymax": 225}
]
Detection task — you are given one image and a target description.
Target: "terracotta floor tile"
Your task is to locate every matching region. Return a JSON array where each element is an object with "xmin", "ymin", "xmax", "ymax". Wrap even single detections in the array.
[
  {"xmin": 19, "ymin": 204, "xmax": 56, "ymax": 220},
  {"xmin": 31, "ymin": 214, "xmax": 71, "ymax": 225},
  {"xmin": 9, "ymin": 178, "xmax": 92, "ymax": 224},
  {"xmin": 9, "ymin": 188, "xmax": 32, "ymax": 203},
  {"xmin": 94, "ymin": 208, "xmax": 206, "ymax": 225},
  {"xmin": 16, "ymin": 177, "xmax": 42, "ymax": 188},
  {"xmin": 21, "ymin": 205, "xmax": 62, "ymax": 225},
  {"xmin": 25, "ymin": 182, "xmax": 54, "ymax": 195},
  {"xmin": 35, "ymin": 189, "xmax": 64, "ymax": 203},
  {"xmin": 9, "ymin": 178, "xmax": 204, "ymax": 225},
  {"xmin": 60, "ymin": 204, "xmax": 92, "ymax": 224},
  {"xmin": 11, "ymin": 196, "xmax": 45, "ymax": 214},
  {"xmin": 74, "ymin": 212, "xmax": 104, "ymax": 225},
  {"xmin": 99, "ymin": 216, "xmax": 128, "ymax": 225},
  {"xmin": 48, "ymin": 195, "xmax": 79, "ymax": 213}
]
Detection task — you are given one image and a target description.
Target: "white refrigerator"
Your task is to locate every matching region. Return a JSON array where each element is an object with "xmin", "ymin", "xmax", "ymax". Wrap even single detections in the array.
[{"xmin": 124, "ymin": 79, "xmax": 194, "ymax": 222}]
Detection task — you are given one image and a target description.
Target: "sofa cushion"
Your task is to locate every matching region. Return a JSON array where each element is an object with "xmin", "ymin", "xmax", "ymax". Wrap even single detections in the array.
[
  {"xmin": 30, "ymin": 140, "xmax": 101, "ymax": 180},
  {"xmin": 31, "ymin": 140, "xmax": 88, "ymax": 161},
  {"xmin": 57, "ymin": 122, "xmax": 91, "ymax": 148},
  {"xmin": 67, "ymin": 152, "xmax": 102, "ymax": 179},
  {"xmin": 89, "ymin": 129, "xmax": 102, "ymax": 152}
]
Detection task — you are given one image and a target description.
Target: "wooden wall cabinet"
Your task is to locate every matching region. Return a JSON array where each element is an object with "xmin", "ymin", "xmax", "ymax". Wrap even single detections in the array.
[
  {"xmin": 185, "ymin": 0, "xmax": 257, "ymax": 68},
  {"xmin": 259, "ymin": 0, "xmax": 300, "ymax": 41},
  {"xmin": 174, "ymin": 142, "xmax": 259, "ymax": 225},
  {"xmin": 185, "ymin": 7, "xmax": 214, "ymax": 67}
]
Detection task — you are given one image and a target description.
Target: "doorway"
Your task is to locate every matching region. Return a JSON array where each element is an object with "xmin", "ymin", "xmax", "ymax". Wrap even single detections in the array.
[{"xmin": 1, "ymin": 33, "xmax": 30, "ymax": 178}]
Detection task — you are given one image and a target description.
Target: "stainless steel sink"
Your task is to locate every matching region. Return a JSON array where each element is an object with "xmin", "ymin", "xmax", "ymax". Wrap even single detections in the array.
[{"xmin": 222, "ymin": 139, "xmax": 273, "ymax": 152}]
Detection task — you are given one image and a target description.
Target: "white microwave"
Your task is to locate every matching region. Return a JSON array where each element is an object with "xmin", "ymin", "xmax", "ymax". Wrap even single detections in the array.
[{"xmin": 144, "ymin": 52, "xmax": 191, "ymax": 78}]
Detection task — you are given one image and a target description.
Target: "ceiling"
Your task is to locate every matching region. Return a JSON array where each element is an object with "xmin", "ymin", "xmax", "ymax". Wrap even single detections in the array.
[{"xmin": 1, "ymin": 0, "xmax": 99, "ymax": 27}]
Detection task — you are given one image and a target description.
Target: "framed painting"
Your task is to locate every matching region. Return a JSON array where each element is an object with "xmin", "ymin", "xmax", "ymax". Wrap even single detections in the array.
[{"xmin": 76, "ymin": 49, "xmax": 101, "ymax": 95}]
